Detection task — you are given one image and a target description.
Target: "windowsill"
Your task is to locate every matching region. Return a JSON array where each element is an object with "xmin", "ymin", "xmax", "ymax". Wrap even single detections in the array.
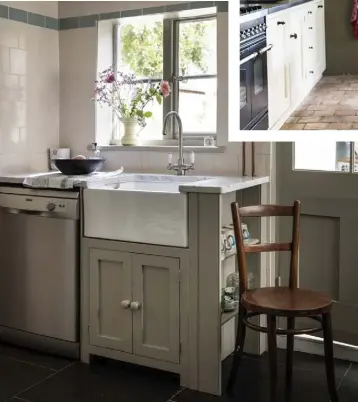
[{"xmin": 96, "ymin": 144, "xmax": 226, "ymax": 153}]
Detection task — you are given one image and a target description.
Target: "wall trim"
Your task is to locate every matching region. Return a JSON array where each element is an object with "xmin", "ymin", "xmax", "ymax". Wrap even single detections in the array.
[{"xmin": 0, "ymin": 2, "xmax": 228, "ymax": 31}]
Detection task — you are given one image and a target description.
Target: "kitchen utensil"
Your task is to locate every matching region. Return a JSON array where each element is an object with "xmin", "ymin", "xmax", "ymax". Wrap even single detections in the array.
[{"xmin": 54, "ymin": 158, "xmax": 105, "ymax": 175}]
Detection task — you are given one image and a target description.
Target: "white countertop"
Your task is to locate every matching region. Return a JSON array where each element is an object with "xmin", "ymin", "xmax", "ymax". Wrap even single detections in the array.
[
  {"xmin": 178, "ymin": 176, "xmax": 269, "ymax": 194},
  {"xmin": 0, "ymin": 172, "xmax": 270, "ymax": 193}
]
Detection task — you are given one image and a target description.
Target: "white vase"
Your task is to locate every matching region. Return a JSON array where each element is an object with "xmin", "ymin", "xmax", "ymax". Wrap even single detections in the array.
[{"xmin": 120, "ymin": 117, "xmax": 140, "ymax": 146}]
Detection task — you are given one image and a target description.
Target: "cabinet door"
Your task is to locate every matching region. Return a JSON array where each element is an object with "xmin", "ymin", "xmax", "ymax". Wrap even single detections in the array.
[
  {"xmin": 315, "ymin": 0, "xmax": 326, "ymax": 75},
  {"xmin": 132, "ymin": 254, "xmax": 180, "ymax": 363},
  {"xmin": 267, "ymin": 12, "xmax": 290, "ymax": 127},
  {"xmin": 288, "ymin": 9, "xmax": 304, "ymax": 105},
  {"xmin": 89, "ymin": 249, "xmax": 133, "ymax": 353}
]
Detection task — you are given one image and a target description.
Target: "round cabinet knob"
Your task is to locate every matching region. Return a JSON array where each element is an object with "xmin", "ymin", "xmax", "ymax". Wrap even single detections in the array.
[
  {"xmin": 121, "ymin": 300, "xmax": 131, "ymax": 309},
  {"xmin": 130, "ymin": 301, "xmax": 141, "ymax": 311},
  {"xmin": 47, "ymin": 203, "xmax": 56, "ymax": 212},
  {"xmin": 290, "ymin": 34, "xmax": 298, "ymax": 39}
]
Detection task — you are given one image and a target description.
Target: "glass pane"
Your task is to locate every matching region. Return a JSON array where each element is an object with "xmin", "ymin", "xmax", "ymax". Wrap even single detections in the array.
[
  {"xmin": 253, "ymin": 57, "xmax": 264, "ymax": 95},
  {"xmin": 294, "ymin": 141, "xmax": 353, "ymax": 172},
  {"xmin": 240, "ymin": 70, "xmax": 247, "ymax": 109},
  {"xmin": 178, "ymin": 18, "xmax": 217, "ymax": 76},
  {"xmin": 118, "ymin": 17, "xmax": 163, "ymax": 79},
  {"xmin": 139, "ymin": 100, "xmax": 163, "ymax": 140},
  {"xmin": 178, "ymin": 78, "xmax": 216, "ymax": 133}
]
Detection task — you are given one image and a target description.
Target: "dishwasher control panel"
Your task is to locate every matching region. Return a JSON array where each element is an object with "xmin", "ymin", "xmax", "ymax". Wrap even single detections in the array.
[{"xmin": 0, "ymin": 194, "xmax": 79, "ymax": 219}]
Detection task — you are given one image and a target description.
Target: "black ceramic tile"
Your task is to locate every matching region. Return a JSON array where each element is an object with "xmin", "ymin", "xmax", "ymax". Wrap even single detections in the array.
[
  {"xmin": 143, "ymin": 6, "xmax": 166, "ymax": 16},
  {"xmin": 0, "ymin": 343, "xmax": 73, "ymax": 371},
  {"xmin": 99, "ymin": 11, "xmax": 121, "ymax": 21},
  {"xmin": 336, "ymin": 363, "xmax": 358, "ymax": 401},
  {"xmin": 78, "ymin": 14, "xmax": 99, "ymax": 28},
  {"xmin": 9, "ymin": 7, "xmax": 27, "ymax": 23},
  {"xmin": 0, "ymin": 4, "xmax": 8, "ymax": 19},
  {"xmin": 59, "ymin": 17, "xmax": 79, "ymax": 30},
  {"xmin": 121, "ymin": 9, "xmax": 142, "ymax": 18},
  {"xmin": 45, "ymin": 17, "xmax": 59, "ymax": 30},
  {"xmin": 190, "ymin": 2, "xmax": 215, "ymax": 10},
  {"xmin": 174, "ymin": 354, "xmax": 341, "ymax": 402},
  {"xmin": 166, "ymin": 3, "xmax": 190, "ymax": 13},
  {"xmin": 19, "ymin": 360, "xmax": 180, "ymax": 402},
  {"xmin": 0, "ymin": 355, "xmax": 52, "ymax": 400},
  {"xmin": 27, "ymin": 12, "xmax": 45, "ymax": 28}
]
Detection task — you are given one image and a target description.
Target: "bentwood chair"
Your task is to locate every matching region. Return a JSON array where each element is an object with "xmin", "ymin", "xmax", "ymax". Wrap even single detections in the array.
[{"xmin": 227, "ymin": 201, "xmax": 338, "ymax": 402}]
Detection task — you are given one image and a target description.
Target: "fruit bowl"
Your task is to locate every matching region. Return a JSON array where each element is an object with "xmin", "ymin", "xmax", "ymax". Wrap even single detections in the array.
[{"xmin": 54, "ymin": 158, "xmax": 105, "ymax": 175}]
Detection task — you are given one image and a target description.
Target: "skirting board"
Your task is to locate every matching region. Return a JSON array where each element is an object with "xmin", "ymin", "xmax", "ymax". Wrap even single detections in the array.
[{"xmin": 277, "ymin": 335, "xmax": 358, "ymax": 363}]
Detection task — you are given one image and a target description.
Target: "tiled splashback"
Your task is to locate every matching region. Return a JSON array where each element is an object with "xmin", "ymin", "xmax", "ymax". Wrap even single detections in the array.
[
  {"xmin": 0, "ymin": 2, "xmax": 227, "ymax": 30},
  {"xmin": 0, "ymin": 2, "xmax": 59, "ymax": 173}
]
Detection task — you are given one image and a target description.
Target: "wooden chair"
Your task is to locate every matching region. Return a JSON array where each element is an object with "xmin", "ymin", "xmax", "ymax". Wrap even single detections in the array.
[{"xmin": 227, "ymin": 201, "xmax": 339, "ymax": 402}]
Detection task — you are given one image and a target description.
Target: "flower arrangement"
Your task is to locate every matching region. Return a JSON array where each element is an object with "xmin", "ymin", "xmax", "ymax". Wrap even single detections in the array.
[{"xmin": 93, "ymin": 68, "xmax": 171, "ymax": 128}]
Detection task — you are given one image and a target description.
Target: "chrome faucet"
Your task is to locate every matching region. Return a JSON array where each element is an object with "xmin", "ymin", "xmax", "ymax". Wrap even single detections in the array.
[{"xmin": 163, "ymin": 111, "xmax": 195, "ymax": 176}]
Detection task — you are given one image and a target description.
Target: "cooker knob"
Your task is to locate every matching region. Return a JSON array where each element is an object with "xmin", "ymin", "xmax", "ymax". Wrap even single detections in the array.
[{"xmin": 47, "ymin": 202, "xmax": 56, "ymax": 212}]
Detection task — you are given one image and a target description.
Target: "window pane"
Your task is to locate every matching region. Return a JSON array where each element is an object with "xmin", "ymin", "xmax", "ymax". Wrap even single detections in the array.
[
  {"xmin": 179, "ymin": 78, "xmax": 216, "ymax": 133},
  {"xmin": 118, "ymin": 18, "xmax": 163, "ymax": 79},
  {"xmin": 294, "ymin": 141, "xmax": 353, "ymax": 172},
  {"xmin": 178, "ymin": 18, "xmax": 217, "ymax": 76},
  {"xmin": 139, "ymin": 100, "xmax": 163, "ymax": 140}
]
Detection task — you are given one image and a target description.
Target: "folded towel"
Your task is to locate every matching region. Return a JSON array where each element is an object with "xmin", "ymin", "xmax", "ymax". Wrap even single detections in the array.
[{"xmin": 23, "ymin": 168, "xmax": 124, "ymax": 189}]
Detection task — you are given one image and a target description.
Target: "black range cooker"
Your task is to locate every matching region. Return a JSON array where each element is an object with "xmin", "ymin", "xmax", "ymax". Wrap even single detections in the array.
[{"xmin": 240, "ymin": 5, "xmax": 272, "ymax": 130}]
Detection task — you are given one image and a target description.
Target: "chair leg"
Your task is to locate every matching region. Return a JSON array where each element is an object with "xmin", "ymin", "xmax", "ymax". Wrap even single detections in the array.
[
  {"xmin": 267, "ymin": 315, "xmax": 278, "ymax": 402},
  {"xmin": 322, "ymin": 312, "xmax": 339, "ymax": 402},
  {"xmin": 285, "ymin": 317, "xmax": 295, "ymax": 401},
  {"xmin": 226, "ymin": 305, "xmax": 247, "ymax": 393}
]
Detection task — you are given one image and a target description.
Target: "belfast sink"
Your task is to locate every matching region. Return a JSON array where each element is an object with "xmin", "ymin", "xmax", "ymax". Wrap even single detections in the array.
[{"xmin": 83, "ymin": 174, "xmax": 209, "ymax": 247}]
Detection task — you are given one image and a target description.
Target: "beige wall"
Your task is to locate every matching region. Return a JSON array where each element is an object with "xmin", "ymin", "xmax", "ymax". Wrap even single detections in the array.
[
  {"xmin": 59, "ymin": 1, "xmax": 182, "ymax": 18},
  {"xmin": 0, "ymin": 2, "xmax": 59, "ymax": 173},
  {"xmin": 1, "ymin": 1, "xmax": 58, "ymax": 17},
  {"xmin": 325, "ymin": 0, "xmax": 358, "ymax": 75}
]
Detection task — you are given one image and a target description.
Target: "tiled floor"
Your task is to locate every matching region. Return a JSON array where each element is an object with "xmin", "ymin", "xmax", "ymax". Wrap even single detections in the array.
[
  {"xmin": 0, "ymin": 342, "xmax": 357, "ymax": 401},
  {"xmin": 282, "ymin": 75, "xmax": 358, "ymax": 130}
]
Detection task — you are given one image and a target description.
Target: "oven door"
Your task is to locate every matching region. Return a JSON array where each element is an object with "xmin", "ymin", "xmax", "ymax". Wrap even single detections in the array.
[
  {"xmin": 240, "ymin": 49, "xmax": 254, "ymax": 130},
  {"xmin": 250, "ymin": 39, "xmax": 271, "ymax": 121}
]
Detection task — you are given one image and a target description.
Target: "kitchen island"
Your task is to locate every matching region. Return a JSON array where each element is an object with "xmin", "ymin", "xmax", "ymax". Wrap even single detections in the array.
[{"xmin": 80, "ymin": 173, "xmax": 270, "ymax": 396}]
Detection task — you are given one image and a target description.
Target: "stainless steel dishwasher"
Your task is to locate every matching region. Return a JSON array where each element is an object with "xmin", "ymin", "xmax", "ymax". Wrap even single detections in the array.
[{"xmin": 0, "ymin": 187, "xmax": 80, "ymax": 358}]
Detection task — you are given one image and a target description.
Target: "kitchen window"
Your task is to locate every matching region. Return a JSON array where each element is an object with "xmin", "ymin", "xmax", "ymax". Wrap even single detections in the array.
[{"xmin": 113, "ymin": 13, "xmax": 217, "ymax": 142}]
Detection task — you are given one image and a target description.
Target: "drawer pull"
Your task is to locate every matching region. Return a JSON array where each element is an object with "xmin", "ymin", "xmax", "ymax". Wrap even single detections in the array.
[
  {"xmin": 277, "ymin": 21, "xmax": 286, "ymax": 25},
  {"xmin": 290, "ymin": 34, "xmax": 298, "ymax": 39}
]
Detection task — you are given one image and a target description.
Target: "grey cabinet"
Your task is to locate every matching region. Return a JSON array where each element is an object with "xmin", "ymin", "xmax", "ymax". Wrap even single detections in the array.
[{"xmin": 89, "ymin": 249, "xmax": 180, "ymax": 363}]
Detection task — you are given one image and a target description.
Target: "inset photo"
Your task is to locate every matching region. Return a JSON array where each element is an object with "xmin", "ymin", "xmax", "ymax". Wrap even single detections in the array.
[{"xmin": 240, "ymin": 0, "xmax": 356, "ymax": 131}]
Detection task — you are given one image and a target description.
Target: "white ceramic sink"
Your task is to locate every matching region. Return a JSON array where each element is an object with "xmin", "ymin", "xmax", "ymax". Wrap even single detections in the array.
[{"xmin": 84, "ymin": 174, "xmax": 209, "ymax": 247}]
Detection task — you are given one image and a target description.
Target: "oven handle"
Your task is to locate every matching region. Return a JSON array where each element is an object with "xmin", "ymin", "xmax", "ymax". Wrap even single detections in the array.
[
  {"xmin": 240, "ymin": 52, "xmax": 259, "ymax": 65},
  {"xmin": 258, "ymin": 44, "xmax": 274, "ymax": 56}
]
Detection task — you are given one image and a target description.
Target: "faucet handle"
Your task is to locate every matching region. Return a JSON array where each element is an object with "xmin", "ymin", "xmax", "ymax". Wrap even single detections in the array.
[
  {"xmin": 189, "ymin": 151, "xmax": 195, "ymax": 165},
  {"xmin": 168, "ymin": 152, "xmax": 173, "ymax": 165}
]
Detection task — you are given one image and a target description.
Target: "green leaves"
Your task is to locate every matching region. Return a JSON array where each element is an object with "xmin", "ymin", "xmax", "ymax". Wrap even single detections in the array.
[
  {"xmin": 143, "ymin": 111, "xmax": 153, "ymax": 118},
  {"xmin": 156, "ymin": 94, "xmax": 162, "ymax": 105}
]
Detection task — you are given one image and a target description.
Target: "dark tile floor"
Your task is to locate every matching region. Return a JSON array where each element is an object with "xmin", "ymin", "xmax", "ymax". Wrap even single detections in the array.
[{"xmin": 0, "ymin": 342, "xmax": 357, "ymax": 402}]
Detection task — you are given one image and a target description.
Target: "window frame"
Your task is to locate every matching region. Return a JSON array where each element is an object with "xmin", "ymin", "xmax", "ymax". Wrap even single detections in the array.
[{"xmin": 113, "ymin": 12, "xmax": 218, "ymax": 142}]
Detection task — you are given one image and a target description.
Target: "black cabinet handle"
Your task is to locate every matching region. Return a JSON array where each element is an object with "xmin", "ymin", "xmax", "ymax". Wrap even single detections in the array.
[
  {"xmin": 277, "ymin": 21, "xmax": 286, "ymax": 25},
  {"xmin": 309, "ymin": 71, "xmax": 314, "ymax": 74},
  {"xmin": 290, "ymin": 34, "xmax": 298, "ymax": 39},
  {"xmin": 309, "ymin": 46, "xmax": 314, "ymax": 49},
  {"xmin": 308, "ymin": 11, "xmax": 312, "ymax": 14},
  {"xmin": 309, "ymin": 27, "xmax": 313, "ymax": 30},
  {"xmin": 318, "ymin": 5, "xmax": 323, "ymax": 8}
]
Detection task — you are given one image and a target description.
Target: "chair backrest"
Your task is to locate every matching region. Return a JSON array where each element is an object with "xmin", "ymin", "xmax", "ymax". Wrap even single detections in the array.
[{"xmin": 231, "ymin": 201, "xmax": 301, "ymax": 295}]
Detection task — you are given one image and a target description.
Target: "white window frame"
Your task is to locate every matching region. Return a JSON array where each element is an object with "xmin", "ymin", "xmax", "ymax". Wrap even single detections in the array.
[{"xmin": 113, "ymin": 11, "xmax": 218, "ymax": 144}]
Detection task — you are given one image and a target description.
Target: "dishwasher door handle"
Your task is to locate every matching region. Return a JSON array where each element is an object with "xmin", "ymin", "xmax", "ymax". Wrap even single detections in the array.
[{"xmin": 1, "ymin": 207, "xmax": 76, "ymax": 220}]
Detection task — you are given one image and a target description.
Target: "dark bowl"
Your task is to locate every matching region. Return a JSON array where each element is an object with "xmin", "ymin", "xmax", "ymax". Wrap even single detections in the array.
[{"xmin": 54, "ymin": 158, "xmax": 105, "ymax": 175}]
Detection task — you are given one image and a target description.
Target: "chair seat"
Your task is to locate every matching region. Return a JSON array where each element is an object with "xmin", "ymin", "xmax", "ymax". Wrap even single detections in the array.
[{"xmin": 242, "ymin": 287, "xmax": 332, "ymax": 316}]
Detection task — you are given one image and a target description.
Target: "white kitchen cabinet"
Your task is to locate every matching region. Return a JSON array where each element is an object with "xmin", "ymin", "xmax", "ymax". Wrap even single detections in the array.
[
  {"xmin": 267, "ymin": 10, "xmax": 290, "ymax": 128},
  {"xmin": 267, "ymin": 0, "xmax": 326, "ymax": 129},
  {"xmin": 315, "ymin": 0, "xmax": 326, "ymax": 75},
  {"xmin": 88, "ymin": 248, "xmax": 180, "ymax": 364}
]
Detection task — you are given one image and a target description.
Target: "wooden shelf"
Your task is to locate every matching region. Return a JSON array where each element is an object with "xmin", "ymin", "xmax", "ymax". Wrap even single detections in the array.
[{"xmin": 221, "ymin": 308, "xmax": 238, "ymax": 325}]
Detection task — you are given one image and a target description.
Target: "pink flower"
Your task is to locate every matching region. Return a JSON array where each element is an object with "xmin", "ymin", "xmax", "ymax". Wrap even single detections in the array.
[
  {"xmin": 105, "ymin": 72, "xmax": 115, "ymax": 84},
  {"xmin": 160, "ymin": 81, "xmax": 171, "ymax": 98}
]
